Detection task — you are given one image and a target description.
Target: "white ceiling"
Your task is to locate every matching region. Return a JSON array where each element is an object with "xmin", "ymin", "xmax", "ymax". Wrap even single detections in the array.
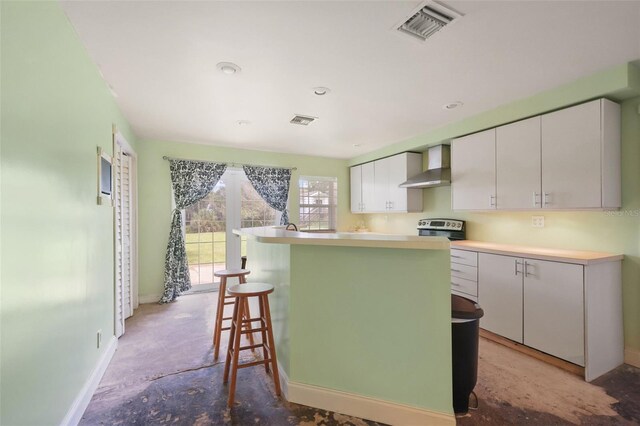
[{"xmin": 60, "ymin": 1, "xmax": 640, "ymax": 159}]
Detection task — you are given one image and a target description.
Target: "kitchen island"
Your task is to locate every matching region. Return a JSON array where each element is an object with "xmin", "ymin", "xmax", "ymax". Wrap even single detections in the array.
[{"xmin": 234, "ymin": 227, "xmax": 455, "ymax": 425}]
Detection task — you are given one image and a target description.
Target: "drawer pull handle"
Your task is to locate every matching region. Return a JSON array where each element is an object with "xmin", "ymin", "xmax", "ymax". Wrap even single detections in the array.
[
  {"xmin": 451, "ymin": 255, "xmax": 463, "ymax": 259},
  {"xmin": 451, "ymin": 268, "xmax": 462, "ymax": 273},
  {"xmin": 451, "ymin": 282, "xmax": 461, "ymax": 287}
]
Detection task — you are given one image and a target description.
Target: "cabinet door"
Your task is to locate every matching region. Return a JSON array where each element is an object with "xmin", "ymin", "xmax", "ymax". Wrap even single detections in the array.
[
  {"xmin": 350, "ymin": 166, "xmax": 362, "ymax": 213},
  {"xmin": 387, "ymin": 153, "xmax": 408, "ymax": 212},
  {"xmin": 373, "ymin": 158, "xmax": 389, "ymax": 212},
  {"xmin": 523, "ymin": 259, "xmax": 584, "ymax": 366},
  {"xmin": 360, "ymin": 162, "xmax": 376, "ymax": 213},
  {"xmin": 452, "ymin": 129, "xmax": 496, "ymax": 210},
  {"xmin": 477, "ymin": 253, "xmax": 523, "ymax": 343},
  {"xmin": 496, "ymin": 117, "xmax": 542, "ymax": 209},
  {"xmin": 541, "ymin": 100, "xmax": 601, "ymax": 209},
  {"xmin": 387, "ymin": 153, "xmax": 423, "ymax": 213}
]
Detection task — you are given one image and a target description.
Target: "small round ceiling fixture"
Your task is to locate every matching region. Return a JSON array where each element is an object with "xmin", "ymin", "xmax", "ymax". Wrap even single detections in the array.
[
  {"xmin": 237, "ymin": 120, "xmax": 251, "ymax": 126},
  {"xmin": 217, "ymin": 62, "xmax": 241, "ymax": 75},
  {"xmin": 443, "ymin": 101, "xmax": 463, "ymax": 110},
  {"xmin": 312, "ymin": 87, "xmax": 331, "ymax": 96}
]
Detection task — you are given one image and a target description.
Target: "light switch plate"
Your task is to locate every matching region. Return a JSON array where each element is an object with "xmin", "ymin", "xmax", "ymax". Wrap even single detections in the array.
[{"xmin": 532, "ymin": 216, "xmax": 545, "ymax": 228}]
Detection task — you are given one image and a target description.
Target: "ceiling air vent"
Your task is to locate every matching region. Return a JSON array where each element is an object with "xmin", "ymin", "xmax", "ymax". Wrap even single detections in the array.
[
  {"xmin": 395, "ymin": 1, "xmax": 461, "ymax": 42},
  {"xmin": 290, "ymin": 114, "xmax": 317, "ymax": 126}
]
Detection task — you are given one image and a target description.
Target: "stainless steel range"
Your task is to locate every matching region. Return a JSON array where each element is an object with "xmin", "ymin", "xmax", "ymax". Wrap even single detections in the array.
[{"xmin": 417, "ymin": 218, "xmax": 466, "ymax": 241}]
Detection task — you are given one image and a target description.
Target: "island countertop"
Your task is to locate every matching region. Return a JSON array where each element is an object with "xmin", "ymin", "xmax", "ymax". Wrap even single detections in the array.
[{"xmin": 233, "ymin": 227, "xmax": 450, "ymax": 250}]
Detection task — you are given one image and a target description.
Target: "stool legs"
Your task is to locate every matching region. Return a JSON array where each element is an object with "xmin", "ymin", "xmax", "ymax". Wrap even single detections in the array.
[
  {"xmin": 224, "ymin": 293, "xmax": 281, "ymax": 407},
  {"xmin": 213, "ymin": 277, "xmax": 228, "ymax": 355},
  {"xmin": 213, "ymin": 275, "xmax": 254, "ymax": 360},
  {"xmin": 240, "ymin": 274, "xmax": 256, "ymax": 348},
  {"xmin": 262, "ymin": 294, "xmax": 281, "ymax": 396},
  {"xmin": 258, "ymin": 296, "xmax": 270, "ymax": 374},
  {"xmin": 223, "ymin": 296, "xmax": 241, "ymax": 385},
  {"xmin": 224, "ymin": 296, "xmax": 245, "ymax": 407}
]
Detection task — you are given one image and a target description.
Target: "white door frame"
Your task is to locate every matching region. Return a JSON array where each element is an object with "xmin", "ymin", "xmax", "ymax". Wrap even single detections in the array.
[{"xmin": 113, "ymin": 126, "xmax": 138, "ymax": 337}]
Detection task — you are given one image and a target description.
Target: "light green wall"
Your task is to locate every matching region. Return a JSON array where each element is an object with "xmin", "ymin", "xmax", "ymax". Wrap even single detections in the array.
[
  {"xmin": 1, "ymin": 2, "xmax": 138, "ymax": 424},
  {"xmin": 363, "ymin": 96, "xmax": 640, "ymax": 353},
  {"xmin": 350, "ymin": 63, "xmax": 640, "ymax": 166},
  {"xmin": 137, "ymin": 139, "xmax": 357, "ymax": 299},
  {"xmin": 289, "ymin": 245, "xmax": 452, "ymax": 413},
  {"xmin": 246, "ymin": 238, "xmax": 453, "ymax": 414}
]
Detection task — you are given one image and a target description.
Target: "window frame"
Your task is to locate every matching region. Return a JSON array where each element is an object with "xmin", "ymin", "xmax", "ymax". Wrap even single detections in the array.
[{"xmin": 298, "ymin": 175, "xmax": 338, "ymax": 232}]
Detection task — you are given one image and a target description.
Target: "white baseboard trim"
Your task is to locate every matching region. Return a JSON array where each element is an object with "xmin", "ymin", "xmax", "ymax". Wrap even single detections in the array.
[
  {"xmin": 138, "ymin": 293, "xmax": 162, "ymax": 304},
  {"xmin": 61, "ymin": 336, "xmax": 118, "ymax": 426},
  {"xmin": 277, "ymin": 363, "xmax": 454, "ymax": 426},
  {"xmin": 277, "ymin": 363, "xmax": 290, "ymax": 400},
  {"xmin": 625, "ymin": 347, "xmax": 640, "ymax": 368}
]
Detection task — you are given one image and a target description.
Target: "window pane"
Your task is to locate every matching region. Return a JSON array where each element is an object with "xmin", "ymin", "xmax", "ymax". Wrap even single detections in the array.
[{"xmin": 298, "ymin": 176, "xmax": 337, "ymax": 231}]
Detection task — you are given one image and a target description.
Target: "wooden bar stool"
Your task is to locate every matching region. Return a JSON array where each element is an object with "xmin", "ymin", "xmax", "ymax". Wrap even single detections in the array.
[
  {"xmin": 223, "ymin": 282, "xmax": 281, "ymax": 408},
  {"xmin": 212, "ymin": 269, "xmax": 254, "ymax": 360}
]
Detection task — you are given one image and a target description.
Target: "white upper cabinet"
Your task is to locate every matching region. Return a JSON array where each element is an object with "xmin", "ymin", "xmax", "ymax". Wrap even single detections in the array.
[
  {"xmin": 350, "ymin": 162, "xmax": 375, "ymax": 213},
  {"xmin": 350, "ymin": 165, "xmax": 363, "ymax": 213},
  {"xmin": 452, "ymin": 98, "xmax": 620, "ymax": 211},
  {"xmin": 541, "ymin": 99, "xmax": 621, "ymax": 209},
  {"xmin": 350, "ymin": 152, "xmax": 422, "ymax": 214},
  {"xmin": 451, "ymin": 128, "xmax": 496, "ymax": 210},
  {"xmin": 496, "ymin": 116, "xmax": 542, "ymax": 209},
  {"xmin": 361, "ymin": 162, "xmax": 376, "ymax": 213},
  {"xmin": 373, "ymin": 158, "xmax": 390, "ymax": 212}
]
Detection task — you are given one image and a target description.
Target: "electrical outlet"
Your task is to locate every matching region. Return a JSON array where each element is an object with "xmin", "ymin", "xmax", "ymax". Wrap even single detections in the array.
[
  {"xmin": 97, "ymin": 329, "xmax": 102, "ymax": 348},
  {"xmin": 531, "ymin": 216, "xmax": 545, "ymax": 228}
]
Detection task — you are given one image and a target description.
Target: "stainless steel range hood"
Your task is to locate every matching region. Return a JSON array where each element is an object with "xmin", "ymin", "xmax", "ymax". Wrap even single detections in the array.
[{"xmin": 399, "ymin": 144, "xmax": 450, "ymax": 188}]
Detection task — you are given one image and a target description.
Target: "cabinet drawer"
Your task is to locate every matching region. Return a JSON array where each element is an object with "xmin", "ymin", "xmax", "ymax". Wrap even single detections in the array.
[
  {"xmin": 451, "ymin": 276, "xmax": 478, "ymax": 297},
  {"xmin": 450, "ymin": 263, "xmax": 477, "ymax": 282},
  {"xmin": 451, "ymin": 249, "xmax": 478, "ymax": 267}
]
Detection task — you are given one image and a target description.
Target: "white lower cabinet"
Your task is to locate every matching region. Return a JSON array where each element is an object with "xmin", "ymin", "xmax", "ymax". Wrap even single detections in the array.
[
  {"xmin": 523, "ymin": 259, "xmax": 584, "ymax": 366},
  {"xmin": 477, "ymin": 254, "xmax": 523, "ymax": 343},
  {"xmin": 451, "ymin": 249, "xmax": 478, "ymax": 301},
  {"xmin": 458, "ymin": 245, "xmax": 624, "ymax": 381}
]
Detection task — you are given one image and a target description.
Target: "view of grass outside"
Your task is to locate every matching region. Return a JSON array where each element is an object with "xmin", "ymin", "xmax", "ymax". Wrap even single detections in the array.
[{"xmin": 185, "ymin": 176, "xmax": 276, "ymax": 286}]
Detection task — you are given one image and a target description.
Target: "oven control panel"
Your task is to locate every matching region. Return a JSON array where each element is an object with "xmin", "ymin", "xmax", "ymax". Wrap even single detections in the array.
[{"xmin": 417, "ymin": 218, "xmax": 465, "ymax": 231}]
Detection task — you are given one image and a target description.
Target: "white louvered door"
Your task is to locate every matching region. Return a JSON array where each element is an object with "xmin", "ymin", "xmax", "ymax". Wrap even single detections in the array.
[{"xmin": 114, "ymin": 132, "xmax": 137, "ymax": 338}]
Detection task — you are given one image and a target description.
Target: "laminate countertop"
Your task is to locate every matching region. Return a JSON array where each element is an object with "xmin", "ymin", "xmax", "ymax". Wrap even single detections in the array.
[
  {"xmin": 234, "ymin": 227, "xmax": 450, "ymax": 250},
  {"xmin": 451, "ymin": 240, "xmax": 623, "ymax": 265}
]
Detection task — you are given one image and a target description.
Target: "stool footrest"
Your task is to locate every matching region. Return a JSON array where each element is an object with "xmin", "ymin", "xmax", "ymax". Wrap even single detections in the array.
[
  {"xmin": 241, "ymin": 326, "xmax": 266, "ymax": 334},
  {"xmin": 237, "ymin": 358, "xmax": 271, "ymax": 369},
  {"xmin": 223, "ymin": 301, "xmax": 235, "ymax": 306},
  {"xmin": 240, "ymin": 343, "xmax": 265, "ymax": 351}
]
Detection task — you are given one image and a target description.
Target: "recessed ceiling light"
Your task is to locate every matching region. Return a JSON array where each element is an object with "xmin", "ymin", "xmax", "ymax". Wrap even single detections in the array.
[
  {"xmin": 237, "ymin": 120, "xmax": 251, "ymax": 126},
  {"xmin": 312, "ymin": 87, "xmax": 331, "ymax": 96},
  {"xmin": 443, "ymin": 101, "xmax": 463, "ymax": 110},
  {"xmin": 217, "ymin": 62, "xmax": 241, "ymax": 75}
]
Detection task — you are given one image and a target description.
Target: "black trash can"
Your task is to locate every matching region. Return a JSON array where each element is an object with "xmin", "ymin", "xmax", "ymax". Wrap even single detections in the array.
[{"xmin": 451, "ymin": 294, "xmax": 484, "ymax": 415}]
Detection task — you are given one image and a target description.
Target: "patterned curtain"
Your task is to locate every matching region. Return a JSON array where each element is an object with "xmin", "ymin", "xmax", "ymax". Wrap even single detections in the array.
[
  {"xmin": 160, "ymin": 160, "xmax": 227, "ymax": 303},
  {"xmin": 243, "ymin": 165, "xmax": 292, "ymax": 225}
]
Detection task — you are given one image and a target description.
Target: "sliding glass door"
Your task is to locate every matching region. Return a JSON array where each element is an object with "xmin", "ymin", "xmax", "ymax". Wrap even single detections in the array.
[{"xmin": 184, "ymin": 168, "xmax": 277, "ymax": 290}]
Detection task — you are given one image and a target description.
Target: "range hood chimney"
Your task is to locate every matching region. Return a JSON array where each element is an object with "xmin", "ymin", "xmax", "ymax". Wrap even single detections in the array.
[{"xmin": 399, "ymin": 144, "xmax": 450, "ymax": 188}]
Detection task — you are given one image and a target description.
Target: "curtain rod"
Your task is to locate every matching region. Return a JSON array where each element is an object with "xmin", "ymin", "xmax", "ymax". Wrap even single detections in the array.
[{"xmin": 162, "ymin": 155, "xmax": 297, "ymax": 171}]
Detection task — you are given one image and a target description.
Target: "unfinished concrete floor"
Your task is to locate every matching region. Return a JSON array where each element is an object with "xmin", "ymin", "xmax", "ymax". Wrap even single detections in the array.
[{"xmin": 81, "ymin": 292, "xmax": 640, "ymax": 425}]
